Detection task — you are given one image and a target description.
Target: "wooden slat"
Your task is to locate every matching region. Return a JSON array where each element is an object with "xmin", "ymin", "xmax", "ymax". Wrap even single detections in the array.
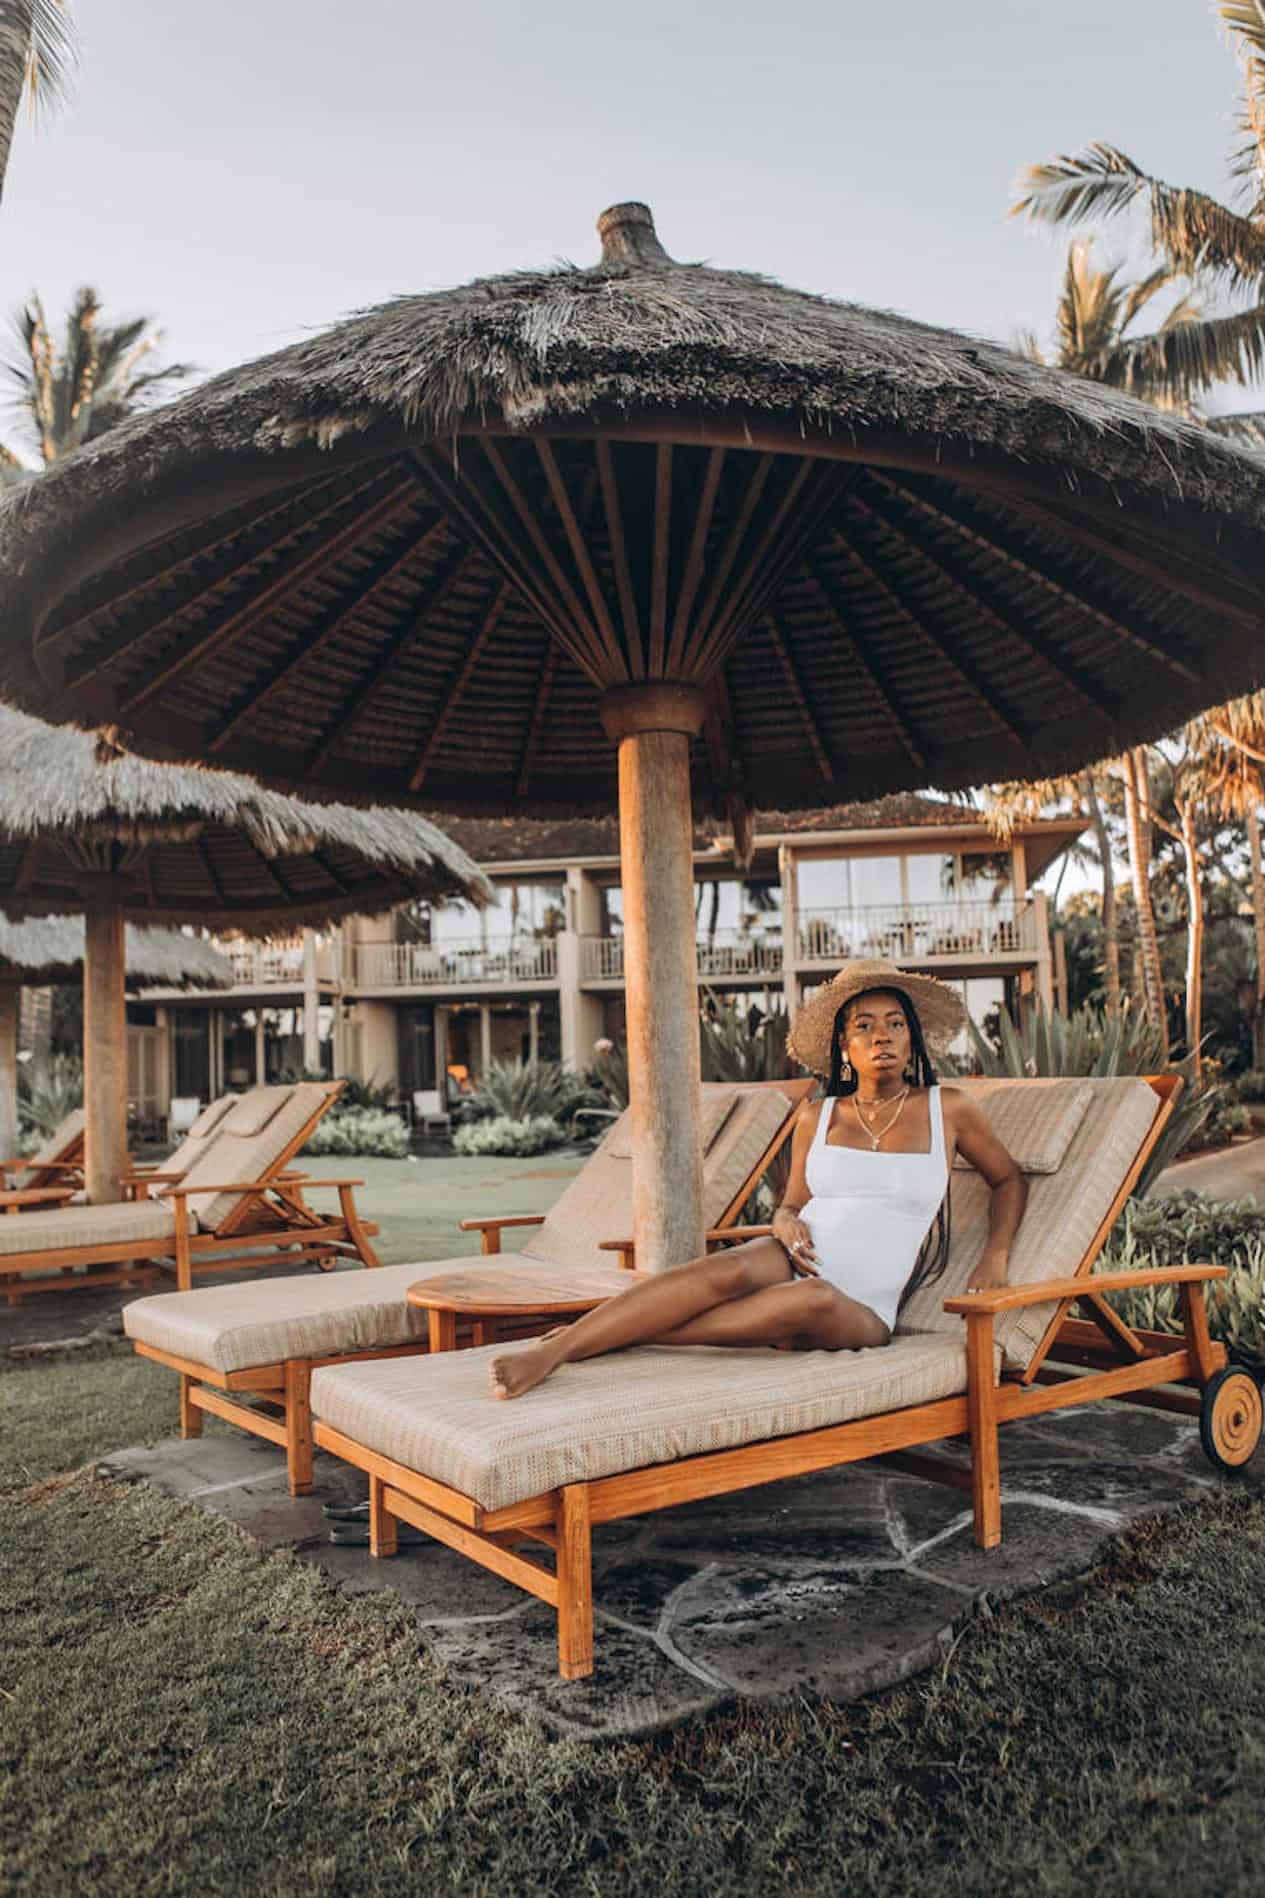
[
  {"xmin": 690, "ymin": 454, "xmax": 774, "ymax": 656},
  {"xmin": 689, "ymin": 457, "xmax": 817, "ymax": 680},
  {"xmin": 806, "ymin": 560, "xmax": 926, "ymax": 770},
  {"xmin": 191, "ymin": 1383, "xmax": 288, "ymax": 1446},
  {"xmin": 1081, "ymin": 1289, "xmax": 1147, "ymax": 1360},
  {"xmin": 648, "ymin": 443, "xmax": 672, "ymax": 675},
  {"xmin": 311, "ymin": 1420, "xmax": 485, "ymax": 1527},
  {"xmin": 479, "ymin": 439, "xmax": 605, "ymax": 668},
  {"xmin": 595, "ymin": 438, "xmax": 644, "ymax": 678},
  {"xmin": 118, "ymin": 476, "xmax": 419, "ymax": 713},
  {"xmin": 763, "ymin": 614, "xmax": 835, "ymax": 785},
  {"xmin": 999, "ymin": 1349, "xmax": 1194, "ymax": 1420},
  {"xmin": 383, "ymin": 1484, "xmax": 560, "ymax": 1605},
  {"xmin": 408, "ymin": 580, "xmax": 514, "ymax": 791},
  {"xmin": 515, "ymin": 637, "xmax": 559, "ymax": 796},
  {"xmin": 535, "ymin": 441, "xmax": 625, "ymax": 678},
  {"xmin": 666, "ymin": 447, "xmax": 724, "ymax": 676}
]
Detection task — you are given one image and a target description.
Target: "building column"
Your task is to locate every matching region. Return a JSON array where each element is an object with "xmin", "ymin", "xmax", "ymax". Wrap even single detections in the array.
[
  {"xmin": 528, "ymin": 1000, "xmax": 540, "ymax": 1063},
  {"xmin": 302, "ymin": 931, "xmax": 321, "ymax": 1072},
  {"xmin": 435, "ymin": 1007, "xmax": 449, "ymax": 1094},
  {"xmin": 0, "ymin": 981, "xmax": 19, "ymax": 1162},
  {"xmin": 83, "ymin": 901, "xmax": 129, "ymax": 1204},
  {"xmin": 1032, "ymin": 890, "xmax": 1055, "ymax": 1012},
  {"xmin": 779, "ymin": 843, "xmax": 799, "ymax": 1018},
  {"xmin": 254, "ymin": 1011, "xmax": 266, "ymax": 1087},
  {"xmin": 478, "ymin": 1004, "xmax": 492, "ymax": 1075}
]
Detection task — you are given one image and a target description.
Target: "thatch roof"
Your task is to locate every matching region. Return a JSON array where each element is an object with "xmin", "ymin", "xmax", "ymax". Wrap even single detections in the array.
[
  {"xmin": 0, "ymin": 914, "xmax": 234, "ymax": 988},
  {"xmin": 3, "ymin": 201, "xmax": 1265, "ymax": 815},
  {"xmin": 440, "ymin": 793, "xmax": 1080, "ymax": 866},
  {"xmin": 0, "ymin": 705, "xmax": 492, "ymax": 932}
]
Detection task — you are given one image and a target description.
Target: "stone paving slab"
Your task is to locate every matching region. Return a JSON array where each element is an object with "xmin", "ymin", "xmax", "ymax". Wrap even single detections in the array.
[{"xmin": 101, "ymin": 1399, "xmax": 1265, "ymax": 1741}]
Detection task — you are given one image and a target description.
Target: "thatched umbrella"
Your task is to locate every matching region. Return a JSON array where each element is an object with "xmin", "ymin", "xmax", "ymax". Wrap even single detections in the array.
[
  {"xmin": 0, "ymin": 915, "xmax": 233, "ymax": 1161},
  {"xmin": 4, "ymin": 200, "xmax": 1265, "ymax": 1265},
  {"xmin": 0, "ymin": 707, "xmax": 491, "ymax": 1201}
]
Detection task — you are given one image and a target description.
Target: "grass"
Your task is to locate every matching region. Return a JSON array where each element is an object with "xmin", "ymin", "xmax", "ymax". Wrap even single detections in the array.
[{"xmin": 5, "ymin": 1160, "xmax": 1265, "ymax": 1892}]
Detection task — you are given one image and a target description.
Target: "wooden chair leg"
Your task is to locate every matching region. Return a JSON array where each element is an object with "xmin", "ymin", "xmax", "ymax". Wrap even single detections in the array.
[
  {"xmin": 284, "ymin": 1360, "xmax": 313, "ymax": 1495},
  {"xmin": 179, "ymin": 1374, "xmax": 203, "ymax": 1440},
  {"xmin": 369, "ymin": 1475, "xmax": 398, "ymax": 1558},
  {"xmin": 965, "ymin": 1314, "xmax": 1002, "ymax": 1549},
  {"xmin": 1180, "ymin": 1281, "xmax": 1218, "ymax": 1384},
  {"xmin": 337, "ymin": 1184, "xmax": 382, "ymax": 1268},
  {"xmin": 428, "ymin": 1309, "xmax": 457, "ymax": 1353},
  {"xmin": 174, "ymin": 1200, "xmax": 192, "ymax": 1293},
  {"xmin": 557, "ymin": 1485, "xmax": 594, "ymax": 1680}
]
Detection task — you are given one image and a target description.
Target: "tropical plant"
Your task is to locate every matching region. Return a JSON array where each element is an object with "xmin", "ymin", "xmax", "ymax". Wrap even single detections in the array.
[
  {"xmin": 452, "ymin": 1114, "xmax": 566, "ymax": 1157},
  {"xmin": 16, "ymin": 1047, "xmax": 80, "ymax": 1140},
  {"xmin": 1101, "ymin": 1193, "xmax": 1265, "ymax": 1373},
  {"xmin": 1012, "ymin": 5, "xmax": 1265, "ymax": 405},
  {"xmin": 0, "ymin": 0, "xmax": 75, "ymax": 209},
  {"xmin": 461, "ymin": 1057, "xmax": 594, "ymax": 1126},
  {"xmin": 698, "ymin": 992, "xmax": 792, "ymax": 1083},
  {"xmin": 942, "ymin": 1000, "xmax": 1217, "ymax": 1194},
  {"xmin": 1, "ymin": 286, "xmax": 192, "ymax": 475},
  {"xmin": 302, "ymin": 1106, "xmax": 409, "ymax": 1159},
  {"xmin": 1237, "ymin": 1067, "xmax": 1265, "ymax": 1101}
]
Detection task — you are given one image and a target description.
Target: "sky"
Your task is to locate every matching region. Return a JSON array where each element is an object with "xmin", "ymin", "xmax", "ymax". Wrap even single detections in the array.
[{"xmin": 0, "ymin": 0, "xmax": 1249, "ymax": 455}]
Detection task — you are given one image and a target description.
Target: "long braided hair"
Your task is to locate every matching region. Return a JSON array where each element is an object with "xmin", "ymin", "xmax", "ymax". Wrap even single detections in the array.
[{"xmin": 825, "ymin": 986, "xmax": 952, "ymax": 1309}]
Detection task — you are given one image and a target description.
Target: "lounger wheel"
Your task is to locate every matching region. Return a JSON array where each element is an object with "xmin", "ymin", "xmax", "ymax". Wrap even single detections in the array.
[{"xmin": 1199, "ymin": 1367, "xmax": 1264, "ymax": 1472}]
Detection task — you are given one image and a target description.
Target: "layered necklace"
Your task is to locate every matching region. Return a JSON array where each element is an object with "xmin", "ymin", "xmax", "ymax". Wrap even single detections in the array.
[{"xmin": 852, "ymin": 1085, "xmax": 910, "ymax": 1151}]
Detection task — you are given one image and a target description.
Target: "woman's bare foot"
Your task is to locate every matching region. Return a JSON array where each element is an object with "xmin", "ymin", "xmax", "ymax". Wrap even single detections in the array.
[{"xmin": 488, "ymin": 1337, "xmax": 565, "ymax": 1400}]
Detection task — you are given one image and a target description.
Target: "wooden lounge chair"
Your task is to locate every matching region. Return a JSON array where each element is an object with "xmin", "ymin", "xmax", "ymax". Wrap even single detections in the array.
[
  {"xmin": 122, "ymin": 1080, "xmax": 813, "ymax": 1495},
  {"xmin": 0, "ymin": 1081, "xmax": 377, "ymax": 1303},
  {"xmin": 303, "ymin": 1075, "xmax": 1261, "ymax": 1680},
  {"xmin": 0, "ymin": 1107, "xmax": 86, "ymax": 1204}
]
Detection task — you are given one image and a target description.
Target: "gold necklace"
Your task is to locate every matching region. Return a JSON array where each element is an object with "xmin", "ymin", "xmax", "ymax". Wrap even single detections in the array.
[{"xmin": 853, "ymin": 1086, "xmax": 910, "ymax": 1151}]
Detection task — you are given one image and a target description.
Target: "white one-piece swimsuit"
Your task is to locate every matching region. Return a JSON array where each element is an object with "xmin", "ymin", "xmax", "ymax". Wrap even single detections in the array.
[{"xmin": 801, "ymin": 1088, "xmax": 950, "ymax": 1334}]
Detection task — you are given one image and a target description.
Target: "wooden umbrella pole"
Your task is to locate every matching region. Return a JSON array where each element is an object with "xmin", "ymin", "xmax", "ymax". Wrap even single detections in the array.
[
  {"xmin": 602, "ymin": 685, "xmax": 708, "ymax": 1273},
  {"xmin": 83, "ymin": 898, "xmax": 129, "ymax": 1204},
  {"xmin": 0, "ymin": 980, "xmax": 19, "ymax": 1163}
]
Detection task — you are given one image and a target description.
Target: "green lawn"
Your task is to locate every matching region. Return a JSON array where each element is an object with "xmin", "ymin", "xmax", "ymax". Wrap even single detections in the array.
[{"xmin": 4, "ymin": 1157, "xmax": 1265, "ymax": 1892}]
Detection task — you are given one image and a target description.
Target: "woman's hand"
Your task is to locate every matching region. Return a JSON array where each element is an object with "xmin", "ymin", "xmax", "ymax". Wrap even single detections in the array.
[
  {"xmin": 967, "ymin": 1248, "xmax": 1010, "ymax": 1294},
  {"xmin": 771, "ymin": 1206, "xmax": 820, "ymax": 1277}
]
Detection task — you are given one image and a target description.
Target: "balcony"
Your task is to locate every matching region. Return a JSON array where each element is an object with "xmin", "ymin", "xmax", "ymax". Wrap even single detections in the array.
[
  {"xmin": 582, "ymin": 929, "xmax": 784, "ymax": 983},
  {"xmin": 224, "ymin": 940, "xmax": 338, "ymax": 986},
  {"xmin": 348, "ymin": 938, "xmax": 559, "ymax": 991},
  {"xmin": 796, "ymin": 901, "xmax": 1037, "ymax": 964}
]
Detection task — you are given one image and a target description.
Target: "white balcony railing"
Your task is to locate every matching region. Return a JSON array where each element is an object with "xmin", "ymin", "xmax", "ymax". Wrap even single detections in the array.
[
  {"xmin": 796, "ymin": 901, "xmax": 1036, "ymax": 963},
  {"xmin": 226, "ymin": 940, "xmax": 337, "ymax": 985},
  {"xmin": 582, "ymin": 929, "xmax": 784, "ymax": 982},
  {"xmin": 349, "ymin": 938, "xmax": 559, "ymax": 990}
]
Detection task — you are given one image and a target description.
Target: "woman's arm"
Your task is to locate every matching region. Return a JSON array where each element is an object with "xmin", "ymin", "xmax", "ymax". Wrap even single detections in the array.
[
  {"xmin": 944, "ymin": 1089, "xmax": 1027, "ymax": 1292},
  {"xmin": 769, "ymin": 1098, "xmax": 822, "ymax": 1275}
]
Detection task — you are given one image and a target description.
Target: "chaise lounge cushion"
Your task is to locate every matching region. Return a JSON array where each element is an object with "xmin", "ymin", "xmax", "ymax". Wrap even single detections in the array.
[
  {"xmin": 951, "ymin": 1078, "xmax": 1094, "ymax": 1174},
  {"xmin": 309, "ymin": 1332, "xmax": 982, "ymax": 1514},
  {"xmin": 0, "ymin": 1196, "xmax": 184, "ymax": 1261},
  {"xmin": 122, "ymin": 1253, "xmax": 632, "ymax": 1373},
  {"xmin": 899, "ymin": 1076, "xmax": 1161, "ymax": 1369},
  {"xmin": 523, "ymin": 1084, "xmax": 795, "ymax": 1270},
  {"xmin": 165, "ymin": 1082, "xmax": 332, "ymax": 1230},
  {"xmin": 186, "ymin": 1096, "xmax": 238, "ymax": 1140}
]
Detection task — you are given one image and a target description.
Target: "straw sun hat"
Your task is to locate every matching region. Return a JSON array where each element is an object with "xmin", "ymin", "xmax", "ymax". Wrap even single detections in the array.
[{"xmin": 786, "ymin": 959, "xmax": 967, "ymax": 1080}]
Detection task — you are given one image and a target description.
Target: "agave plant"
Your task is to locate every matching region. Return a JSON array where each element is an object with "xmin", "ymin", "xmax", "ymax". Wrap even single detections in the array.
[
  {"xmin": 699, "ymin": 992, "xmax": 793, "ymax": 1084},
  {"xmin": 943, "ymin": 1001, "xmax": 1217, "ymax": 1195},
  {"xmin": 463, "ymin": 1057, "xmax": 593, "ymax": 1125},
  {"xmin": 17, "ymin": 1048, "xmax": 81, "ymax": 1141}
]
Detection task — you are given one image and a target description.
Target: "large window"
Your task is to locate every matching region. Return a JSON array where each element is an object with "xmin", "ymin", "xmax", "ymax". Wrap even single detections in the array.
[
  {"xmin": 423, "ymin": 880, "xmax": 566, "ymax": 951},
  {"xmin": 172, "ymin": 1009, "xmax": 211, "ymax": 1102}
]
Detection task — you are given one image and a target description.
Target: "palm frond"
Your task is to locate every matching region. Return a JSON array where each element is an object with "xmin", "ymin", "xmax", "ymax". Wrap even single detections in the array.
[
  {"xmin": 17, "ymin": 0, "xmax": 76, "ymax": 118},
  {"xmin": 1015, "ymin": 143, "xmax": 1265, "ymax": 294},
  {"xmin": 1092, "ymin": 301, "xmax": 1265, "ymax": 403}
]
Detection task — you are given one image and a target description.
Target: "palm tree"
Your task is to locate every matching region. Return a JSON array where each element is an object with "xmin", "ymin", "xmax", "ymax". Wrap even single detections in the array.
[
  {"xmin": 1, "ymin": 286, "xmax": 192, "ymax": 472},
  {"xmin": 0, "ymin": 1, "xmax": 75, "ymax": 206},
  {"xmin": 1190, "ymin": 691, "xmax": 1265, "ymax": 1065},
  {"xmin": 1013, "ymin": 3, "xmax": 1265, "ymax": 406},
  {"xmin": 1018, "ymin": 240, "xmax": 1201, "ymax": 410}
]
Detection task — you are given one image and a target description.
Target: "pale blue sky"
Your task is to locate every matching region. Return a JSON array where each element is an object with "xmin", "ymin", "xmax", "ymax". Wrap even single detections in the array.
[{"xmin": 0, "ymin": 0, "xmax": 1248, "ymax": 435}]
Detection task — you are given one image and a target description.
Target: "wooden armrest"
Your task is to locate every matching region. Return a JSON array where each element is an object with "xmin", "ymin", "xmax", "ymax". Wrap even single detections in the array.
[
  {"xmin": 274, "ymin": 1177, "xmax": 364, "ymax": 1190},
  {"xmin": 8, "ymin": 1159, "xmax": 84, "ymax": 1175},
  {"xmin": 122, "ymin": 1171, "xmax": 185, "ymax": 1185},
  {"xmin": 943, "ymin": 1263, "xmax": 1226, "ymax": 1316},
  {"xmin": 0, "ymin": 1186, "xmax": 77, "ymax": 1205},
  {"xmin": 599, "ymin": 1225, "xmax": 775, "ymax": 1264},
  {"xmin": 161, "ymin": 1180, "xmax": 274, "ymax": 1197},
  {"xmin": 459, "ymin": 1214, "xmax": 547, "ymax": 1233}
]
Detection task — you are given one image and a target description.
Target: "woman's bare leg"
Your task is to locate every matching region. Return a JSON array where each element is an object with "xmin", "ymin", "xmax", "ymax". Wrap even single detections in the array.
[
  {"xmin": 653, "ymin": 1277, "xmax": 889, "ymax": 1352},
  {"xmin": 487, "ymin": 1237, "xmax": 792, "ymax": 1399}
]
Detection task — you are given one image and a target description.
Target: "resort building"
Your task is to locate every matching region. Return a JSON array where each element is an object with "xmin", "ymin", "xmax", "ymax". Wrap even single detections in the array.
[{"xmin": 133, "ymin": 797, "xmax": 1084, "ymax": 1125}]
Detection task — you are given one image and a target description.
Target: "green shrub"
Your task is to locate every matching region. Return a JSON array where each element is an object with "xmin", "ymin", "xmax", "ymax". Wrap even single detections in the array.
[
  {"xmin": 941, "ymin": 1000, "xmax": 1216, "ymax": 1195},
  {"xmin": 461, "ymin": 1058, "xmax": 595, "ymax": 1126},
  {"xmin": 699, "ymin": 992, "xmax": 792, "ymax": 1083},
  {"xmin": 1206, "ymin": 1098, "xmax": 1253, "ymax": 1141},
  {"xmin": 452, "ymin": 1114, "xmax": 566, "ymax": 1156},
  {"xmin": 17, "ymin": 1052, "xmax": 83, "ymax": 1144},
  {"xmin": 303, "ymin": 1106, "xmax": 409, "ymax": 1158},
  {"xmin": 1100, "ymin": 1193, "xmax": 1265, "ymax": 1373},
  {"xmin": 1237, "ymin": 1068, "xmax": 1265, "ymax": 1103}
]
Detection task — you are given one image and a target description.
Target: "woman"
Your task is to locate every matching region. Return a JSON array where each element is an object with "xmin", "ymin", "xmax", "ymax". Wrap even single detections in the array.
[{"xmin": 488, "ymin": 959, "xmax": 1027, "ymax": 1400}]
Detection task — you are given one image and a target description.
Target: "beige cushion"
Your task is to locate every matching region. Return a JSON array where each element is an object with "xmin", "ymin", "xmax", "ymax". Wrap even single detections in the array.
[
  {"xmin": 952, "ymin": 1078, "xmax": 1094, "ymax": 1174},
  {"xmin": 11, "ymin": 1107, "xmax": 85, "ymax": 1190},
  {"xmin": 168, "ymin": 1082, "xmax": 332, "ymax": 1230},
  {"xmin": 124, "ymin": 1259, "xmax": 439, "ymax": 1371},
  {"xmin": 607, "ymin": 1091, "xmax": 736, "ymax": 1160},
  {"xmin": 187, "ymin": 1096, "xmax": 237, "ymax": 1140},
  {"xmin": 0, "ymin": 1196, "xmax": 184, "ymax": 1261},
  {"xmin": 898, "ymin": 1076, "xmax": 1161, "ymax": 1369},
  {"xmin": 309, "ymin": 1332, "xmax": 979, "ymax": 1513},
  {"xmin": 522, "ymin": 1084, "xmax": 794, "ymax": 1270},
  {"xmin": 220, "ymin": 1086, "xmax": 289, "ymax": 1137}
]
